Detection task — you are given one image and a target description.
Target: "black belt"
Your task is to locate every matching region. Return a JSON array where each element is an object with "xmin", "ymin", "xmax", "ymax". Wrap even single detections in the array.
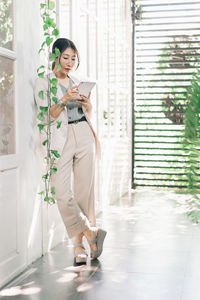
[{"xmin": 68, "ymin": 116, "xmax": 87, "ymax": 124}]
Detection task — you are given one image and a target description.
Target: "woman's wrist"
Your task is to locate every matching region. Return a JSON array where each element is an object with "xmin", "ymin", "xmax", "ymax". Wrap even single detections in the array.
[
  {"xmin": 61, "ymin": 95, "xmax": 69, "ymax": 105},
  {"xmin": 58, "ymin": 98, "xmax": 66, "ymax": 107},
  {"xmin": 86, "ymin": 107, "xmax": 92, "ymax": 118},
  {"xmin": 87, "ymin": 103, "xmax": 92, "ymax": 113}
]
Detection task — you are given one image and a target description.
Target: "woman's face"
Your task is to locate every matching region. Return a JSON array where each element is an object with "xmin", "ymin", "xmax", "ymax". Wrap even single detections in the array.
[{"xmin": 57, "ymin": 47, "xmax": 77, "ymax": 75}]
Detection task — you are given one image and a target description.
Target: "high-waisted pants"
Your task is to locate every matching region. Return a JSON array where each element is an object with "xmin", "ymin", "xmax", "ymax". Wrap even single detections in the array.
[{"xmin": 51, "ymin": 120, "xmax": 96, "ymax": 239}]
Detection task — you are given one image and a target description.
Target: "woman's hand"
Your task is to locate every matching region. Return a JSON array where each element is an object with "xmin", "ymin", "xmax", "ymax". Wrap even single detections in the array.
[
  {"xmin": 62, "ymin": 85, "xmax": 79, "ymax": 104},
  {"xmin": 50, "ymin": 85, "xmax": 79, "ymax": 119},
  {"xmin": 76, "ymin": 92, "xmax": 92, "ymax": 115}
]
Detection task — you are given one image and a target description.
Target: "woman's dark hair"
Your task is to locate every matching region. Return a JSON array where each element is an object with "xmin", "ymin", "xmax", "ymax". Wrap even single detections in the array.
[{"xmin": 51, "ymin": 38, "xmax": 80, "ymax": 71}]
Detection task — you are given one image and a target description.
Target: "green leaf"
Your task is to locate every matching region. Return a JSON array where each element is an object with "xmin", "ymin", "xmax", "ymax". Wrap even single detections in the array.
[
  {"xmin": 46, "ymin": 37, "xmax": 53, "ymax": 46},
  {"xmin": 38, "ymin": 72, "xmax": 45, "ymax": 78},
  {"xmin": 57, "ymin": 63, "xmax": 61, "ymax": 72},
  {"xmin": 55, "ymin": 47, "xmax": 60, "ymax": 57},
  {"xmin": 38, "ymin": 90, "xmax": 44, "ymax": 100},
  {"xmin": 42, "ymin": 139, "xmax": 48, "ymax": 146},
  {"xmin": 52, "ymin": 96, "xmax": 58, "ymax": 104},
  {"xmin": 42, "ymin": 173, "xmax": 49, "ymax": 179},
  {"xmin": 52, "ymin": 28, "xmax": 59, "ymax": 37},
  {"xmin": 51, "ymin": 22, "xmax": 56, "ymax": 28},
  {"xmin": 37, "ymin": 65, "xmax": 45, "ymax": 73},
  {"xmin": 57, "ymin": 121, "xmax": 62, "ymax": 128},
  {"xmin": 44, "ymin": 195, "xmax": 55, "ymax": 204},
  {"xmin": 44, "ymin": 194, "xmax": 56, "ymax": 204},
  {"xmin": 50, "ymin": 197, "xmax": 56, "ymax": 204},
  {"xmin": 51, "ymin": 150, "xmax": 60, "ymax": 158},
  {"xmin": 50, "ymin": 78, "xmax": 58, "ymax": 85},
  {"xmin": 38, "ymin": 48, "xmax": 45, "ymax": 54},
  {"xmin": 51, "ymin": 186, "xmax": 55, "ymax": 195},
  {"xmin": 43, "ymin": 24, "xmax": 48, "ymax": 31},
  {"xmin": 37, "ymin": 112, "xmax": 44, "ymax": 121},
  {"xmin": 45, "ymin": 16, "xmax": 54, "ymax": 26},
  {"xmin": 49, "ymin": 53, "xmax": 56, "ymax": 61},
  {"xmin": 38, "ymin": 191, "xmax": 44, "ymax": 195},
  {"xmin": 50, "ymin": 167, "xmax": 57, "ymax": 174},
  {"xmin": 48, "ymin": 1, "xmax": 55, "ymax": 10},
  {"xmin": 50, "ymin": 86, "xmax": 57, "ymax": 96},
  {"xmin": 40, "ymin": 3, "xmax": 46, "ymax": 8},
  {"xmin": 40, "ymin": 106, "xmax": 48, "ymax": 113},
  {"xmin": 38, "ymin": 124, "xmax": 45, "ymax": 131}
]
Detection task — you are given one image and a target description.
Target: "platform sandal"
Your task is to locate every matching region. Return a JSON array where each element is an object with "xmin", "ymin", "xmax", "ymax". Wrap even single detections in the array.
[
  {"xmin": 74, "ymin": 243, "xmax": 88, "ymax": 264},
  {"xmin": 88, "ymin": 228, "xmax": 107, "ymax": 260}
]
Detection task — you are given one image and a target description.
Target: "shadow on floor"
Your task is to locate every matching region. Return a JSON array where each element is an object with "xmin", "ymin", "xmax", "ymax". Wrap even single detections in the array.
[{"xmin": 0, "ymin": 189, "xmax": 200, "ymax": 300}]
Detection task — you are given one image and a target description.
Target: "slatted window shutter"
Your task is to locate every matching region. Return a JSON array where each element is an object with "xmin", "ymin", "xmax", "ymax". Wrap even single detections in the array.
[{"xmin": 132, "ymin": 0, "xmax": 200, "ymax": 188}]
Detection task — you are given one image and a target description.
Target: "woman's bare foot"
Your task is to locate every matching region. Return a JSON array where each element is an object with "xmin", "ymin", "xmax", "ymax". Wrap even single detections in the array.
[{"xmin": 73, "ymin": 233, "xmax": 86, "ymax": 259}]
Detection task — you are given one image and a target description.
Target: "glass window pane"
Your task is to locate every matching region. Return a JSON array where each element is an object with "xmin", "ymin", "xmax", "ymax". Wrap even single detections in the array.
[
  {"xmin": 0, "ymin": 56, "xmax": 15, "ymax": 155},
  {"xmin": 0, "ymin": 0, "xmax": 14, "ymax": 50}
]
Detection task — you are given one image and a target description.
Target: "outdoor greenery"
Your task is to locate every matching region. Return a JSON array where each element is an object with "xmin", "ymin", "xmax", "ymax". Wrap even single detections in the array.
[
  {"xmin": 159, "ymin": 35, "xmax": 199, "ymax": 125},
  {"xmin": 158, "ymin": 36, "xmax": 200, "ymax": 222},
  {"xmin": 0, "ymin": 0, "xmax": 14, "ymax": 155},
  {"xmin": 181, "ymin": 69, "xmax": 200, "ymax": 223},
  {"xmin": 37, "ymin": 0, "xmax": 61, "ymax": 204},
  {"xmin": 0, "ymin": 0, "xmax": 13, "ymax": 49},
  {"xmin": 134, "ymin": 23, "xmax": 200, "ymax": 222}
]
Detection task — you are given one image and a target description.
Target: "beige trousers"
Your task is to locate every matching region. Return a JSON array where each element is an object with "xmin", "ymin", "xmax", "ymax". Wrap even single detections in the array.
[{"xmin": 51, "ymin": 120, "xmax": 96, "ymax": 239}]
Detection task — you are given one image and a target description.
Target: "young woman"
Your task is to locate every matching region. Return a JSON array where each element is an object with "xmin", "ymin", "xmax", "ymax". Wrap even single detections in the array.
[{"xmin": 34, "ymin": 38, "xmax": 107, "ymax": 264}]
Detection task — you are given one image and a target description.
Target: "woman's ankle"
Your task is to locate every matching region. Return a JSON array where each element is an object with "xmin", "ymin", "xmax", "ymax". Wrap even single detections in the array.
[
  {"xmin": 83, "ymin": 227, "xmax": 97, "ymax": 241},
  {"xmin": 83, "ymin": 228, "xmax": 90, "ymax": 240}
]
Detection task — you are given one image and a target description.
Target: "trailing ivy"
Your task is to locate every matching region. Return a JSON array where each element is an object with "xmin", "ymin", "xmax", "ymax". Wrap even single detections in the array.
[{"xmin": 37, "ymin": 0, "xmax": 60, "ymax": 205}]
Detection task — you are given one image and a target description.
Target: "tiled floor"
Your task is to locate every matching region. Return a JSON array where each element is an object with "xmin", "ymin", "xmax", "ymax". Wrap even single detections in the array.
[{"xmin": 1, "ymin": 189, "xmax": 200, "ymax": 300}]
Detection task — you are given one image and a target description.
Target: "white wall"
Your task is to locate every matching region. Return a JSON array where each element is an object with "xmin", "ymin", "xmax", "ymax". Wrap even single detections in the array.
[
  {"xmin": 20, "ymin": 0, "xmax": 67, "ymax": 263},
  {"xmin": 0, "ymin": 0, "xmax": 67, "ymax": 288}
]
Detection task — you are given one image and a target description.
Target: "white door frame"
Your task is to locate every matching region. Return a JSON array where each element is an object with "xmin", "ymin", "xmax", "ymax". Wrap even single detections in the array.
[{"xmin": 0, "ymin": 0, "xmax": 27, "ymax": 288}]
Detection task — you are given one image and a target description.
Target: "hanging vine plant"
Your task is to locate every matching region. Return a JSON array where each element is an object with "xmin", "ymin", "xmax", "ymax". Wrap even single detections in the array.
[{"xmin": 36, "ymin": 0, "xmax": 61, "ymax": 204}]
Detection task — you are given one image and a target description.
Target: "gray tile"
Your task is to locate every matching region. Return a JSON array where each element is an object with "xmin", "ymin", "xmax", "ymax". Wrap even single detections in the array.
[
  {"xmin": 1, "ymin": 190, "xmax": 200, "ymax": 300},
  {"xmin": 70, "ymin": 271, "xmax": 183, "ymax": 300},
  {"xmin": 100, "ymin": 247, "xmax": 188, "ymax": 274},
  {"xmin": 103, "ymin": 227, "xmax": 194, "ymax": 252}
]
